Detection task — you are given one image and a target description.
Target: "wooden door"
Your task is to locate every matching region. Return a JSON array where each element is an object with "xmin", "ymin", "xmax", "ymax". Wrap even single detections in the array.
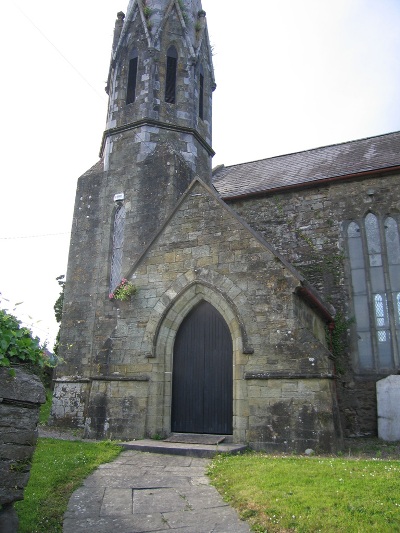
[{"xmin": 171, "ymin": 301, "xmax": 233, "ymax": 434}]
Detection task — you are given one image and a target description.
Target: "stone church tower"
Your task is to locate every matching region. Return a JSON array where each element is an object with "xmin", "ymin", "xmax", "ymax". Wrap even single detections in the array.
[
  {"xmin": 56, "ymin": 0, "xmax": 215, "ymax": 377},
  {"xmin": 52, "ymin": 0, "xmax": 344, "ymax": 452}
]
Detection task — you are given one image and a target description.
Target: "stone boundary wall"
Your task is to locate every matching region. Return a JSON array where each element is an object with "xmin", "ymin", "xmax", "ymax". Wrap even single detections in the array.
[{"xmin": 0, "ymin": 367, "xmax": 45, "ymax": 533}]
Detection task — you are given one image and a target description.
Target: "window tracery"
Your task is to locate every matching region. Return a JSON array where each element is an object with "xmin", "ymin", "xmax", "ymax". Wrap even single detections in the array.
[{"xmin": 347, "ymin": 214, "xmax": 400, "ymax": 371}]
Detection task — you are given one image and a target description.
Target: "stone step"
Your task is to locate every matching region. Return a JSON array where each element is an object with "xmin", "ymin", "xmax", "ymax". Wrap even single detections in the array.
[{"xmin": 119, "ymin": 438, "xmax": 247, "ymax": 458}]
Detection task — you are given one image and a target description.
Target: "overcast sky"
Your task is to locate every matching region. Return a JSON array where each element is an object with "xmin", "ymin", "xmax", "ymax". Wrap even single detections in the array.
[{"xmin": 0, "ymin": 0, "xmax": 399, "ymax": 347}]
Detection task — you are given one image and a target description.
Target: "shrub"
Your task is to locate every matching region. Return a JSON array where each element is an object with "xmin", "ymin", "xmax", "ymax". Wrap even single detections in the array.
[{"xmin": 0, "ymin": 308, "xmax": 50, "ymax": 370}]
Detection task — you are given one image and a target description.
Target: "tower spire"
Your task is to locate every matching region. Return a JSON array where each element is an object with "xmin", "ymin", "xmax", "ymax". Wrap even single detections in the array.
[{"xmin": 102, "ymin": 0, "xmax": 215, "ymax": 180}]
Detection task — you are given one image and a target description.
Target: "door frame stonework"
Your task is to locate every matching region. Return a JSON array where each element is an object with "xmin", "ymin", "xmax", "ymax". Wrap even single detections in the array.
[{"xmin": 152, "ymin": 282, "xmax": 246, "ymax": 441}]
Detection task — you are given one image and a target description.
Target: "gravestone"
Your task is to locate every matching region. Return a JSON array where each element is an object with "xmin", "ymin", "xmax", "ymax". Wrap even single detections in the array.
[{"xmin": 377, "ymin": 375, "xmax": 400, "ymax": 441}]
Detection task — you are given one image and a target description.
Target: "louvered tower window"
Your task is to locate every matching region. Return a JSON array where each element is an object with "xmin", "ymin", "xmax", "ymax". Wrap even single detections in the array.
[
  {"xmin": 347, "ymin": 214, "xmax": 400, "ymax": 371},
  {"xmin": 199, "ymin": 64, "xmax": 204, "ymax": 120},
  {"xmin": 126, "ymin": 49, "xmax": 138, "ymax": 104},
  {"xmin": 110, "ymin": 204, "xmax": 126, "ymax": 293},
  {"xmin": 165, "ymin": 46, "xmax": 178, "ymax": 104}
]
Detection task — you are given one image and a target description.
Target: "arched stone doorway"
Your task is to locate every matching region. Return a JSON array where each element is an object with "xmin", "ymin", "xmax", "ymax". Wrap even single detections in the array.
[
  {"xmin": 149, "ymin": 281, "xmax": 248, "ymax": 441},
  {"xmin": 171, "ymin": 300, "xmax": 233, "ymax": 434}
]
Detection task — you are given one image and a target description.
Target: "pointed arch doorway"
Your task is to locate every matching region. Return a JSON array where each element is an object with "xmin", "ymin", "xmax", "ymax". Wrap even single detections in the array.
[{"xmin": 171, "ymin": 301, "xmax": 233, "ymax": 434}]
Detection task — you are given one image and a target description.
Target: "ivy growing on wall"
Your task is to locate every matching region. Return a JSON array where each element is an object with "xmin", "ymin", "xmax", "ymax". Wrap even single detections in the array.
[{"xmin": 327, "ymin": 311, "xmax": 355, "ymax": 374}]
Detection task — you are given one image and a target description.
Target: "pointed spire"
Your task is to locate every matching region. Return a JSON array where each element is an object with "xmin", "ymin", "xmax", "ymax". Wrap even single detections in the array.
[
  {"xmin": 103, "ymin": 0, "xmax": 215, "ymax": 178},
  {"xmin": 112, "ymin": 1, "xmax": 209, "ymax": 59}
]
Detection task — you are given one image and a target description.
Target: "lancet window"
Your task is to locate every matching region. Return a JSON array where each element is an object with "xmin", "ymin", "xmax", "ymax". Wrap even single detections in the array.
[
  {"xmin": 126, "ymin": 49, "xmax": 138, "ymax": 104},
  {"xmin": 199, "ymin": 64, "xmax": 204, "ymax": 119},
  {"xmin": 165, "ymin": 46, "xmax": 178, "ymax": 104},
  {"xmin": 347, "ymin": 213, "xmax": 400, "ymax": 371},
  {"xmin": 110, "ymin": 204, "xmax": 126, "ymax": 293}
]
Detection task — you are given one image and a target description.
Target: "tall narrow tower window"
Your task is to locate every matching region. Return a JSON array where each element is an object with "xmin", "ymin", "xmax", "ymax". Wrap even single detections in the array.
[
  {"xmin": 126, "ymin": 49, "xmax": 138, "ymax": 104},
  {"xmin": 165, "ymin": 46, "xmax": 178, "ymax": 104},
  {"xmin": 110, "ymin": 204, "xmax": 126, "ymax": 293},
  {"xmin": 199, "ymin": 64, "xmax": 204, "ymax": 120}
]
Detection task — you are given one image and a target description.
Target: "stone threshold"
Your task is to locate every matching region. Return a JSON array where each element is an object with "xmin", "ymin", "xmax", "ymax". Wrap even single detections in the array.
[{"xmin": 119, "ymin": 438, "xmax": 247, "ymax": 458}]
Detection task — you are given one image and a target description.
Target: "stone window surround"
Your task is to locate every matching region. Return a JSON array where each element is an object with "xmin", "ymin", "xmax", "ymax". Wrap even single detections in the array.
[
  {"xmin": 165, "ymin": 45, "xmax": 178, "ymax": 104},
  {"xmin": 110, "ymin": 203, "xmax": 126, "ymax": 293},
  {"xmin": 346, "ymin": 211, "xmax": 400, "ymax": 373},
  {"xmin": 126, "ymin": 48, "xmax": 139, "ymax": 105}
]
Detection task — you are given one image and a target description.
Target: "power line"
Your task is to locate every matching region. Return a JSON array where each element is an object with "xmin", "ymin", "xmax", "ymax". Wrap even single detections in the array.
[
  {"xmin": 0, "ymin": 232, "xmax": 69, "ymax": 240},
  {"xmin": 0, "ymin": 294, "xmax": 56, "ymax": 344},
  {"xmin": 12, "ymin": 1, "xmax": 107, "ymax": 103}
]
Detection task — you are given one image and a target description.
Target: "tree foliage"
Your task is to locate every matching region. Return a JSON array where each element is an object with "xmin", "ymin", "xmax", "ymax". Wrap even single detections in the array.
[
  {"xmin": 0, "ymin": 308, "xmax": 47, "ymax": 368},
  {"xmin": 54, "ymin": 275, "xmax": 65, "ymax": 324},
  {"xmin": 53, "ymin": 275, "xmax": 65, "ymax": 355}
]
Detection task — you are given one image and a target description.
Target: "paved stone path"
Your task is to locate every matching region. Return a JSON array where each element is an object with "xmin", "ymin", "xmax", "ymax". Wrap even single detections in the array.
[{"xmin": 63, "ymin": 450, "xmax": 250, "ymax": 533}]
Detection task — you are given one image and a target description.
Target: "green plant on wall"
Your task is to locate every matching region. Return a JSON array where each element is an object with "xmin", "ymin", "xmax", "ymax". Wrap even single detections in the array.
[
  {"xmin": 142, "ymin": 1, "xmax": 152, "ymax": 29},
  {"xmin": 109, "ymin": 279, "xmax": 137, "ymax": 301},
  {"xmin": 327, "ymin": 311, "xmax": 354, "ymax": 373},
  {"xmin": 177, "ymin": 0, "xmax": 189, "ymax": 24}
]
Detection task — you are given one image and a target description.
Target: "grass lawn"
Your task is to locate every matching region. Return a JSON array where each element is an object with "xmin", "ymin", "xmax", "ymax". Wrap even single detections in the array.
[
  {"xmin": 208, "ymin": 451, "xmax": 400, "ymax": 532},
  {"xmin": 14, "ymin": 392, "xmax": 400, "ymax": 532},
  {"xmin": 38, "ymin": 388, "xmax": 52, "ymax": 425},
  {"xmin": 15, "ymin": 438, "xmax": 122, "ymax": 533}
]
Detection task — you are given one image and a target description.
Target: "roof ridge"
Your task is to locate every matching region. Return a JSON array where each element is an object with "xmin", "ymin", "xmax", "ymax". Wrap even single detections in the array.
[{"xmin": 218, "ymin": 130, "xmax": 400, "ymax": 171}]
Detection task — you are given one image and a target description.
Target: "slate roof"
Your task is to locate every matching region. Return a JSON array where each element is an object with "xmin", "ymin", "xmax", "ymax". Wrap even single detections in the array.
[{"xmin": 212, "ymin": 131, "xmax": 400, "ymax": 199}]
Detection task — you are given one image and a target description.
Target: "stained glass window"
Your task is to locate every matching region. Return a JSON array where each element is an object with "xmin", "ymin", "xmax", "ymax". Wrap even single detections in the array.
[{"xmin": 347, "ymin": 214, "xmax": 400, "ymax": 371}]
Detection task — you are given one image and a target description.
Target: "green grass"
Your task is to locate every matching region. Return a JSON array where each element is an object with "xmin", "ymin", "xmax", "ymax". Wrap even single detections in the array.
[
  {"xmin": 15, "ymin": 439, "xmax": 122, "ymax": 533},
  {"xmin": 208, "ymin": 453, "xmax": 400, "ymax": 532},
  {"xmin": 38, "ymin": 388, "xmax": 52, "ymax": 425}
]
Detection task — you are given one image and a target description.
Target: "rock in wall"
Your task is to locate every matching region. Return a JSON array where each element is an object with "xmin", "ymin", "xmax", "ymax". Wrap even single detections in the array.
[{"xmin": 0, "ymin": 367, "xmax": 45, "ymax": 532}]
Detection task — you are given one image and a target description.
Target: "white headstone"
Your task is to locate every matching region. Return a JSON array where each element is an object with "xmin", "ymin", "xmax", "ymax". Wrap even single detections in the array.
[{"xmin": 377, "ymin": 375, "xmax": 400, "ymax": 441}]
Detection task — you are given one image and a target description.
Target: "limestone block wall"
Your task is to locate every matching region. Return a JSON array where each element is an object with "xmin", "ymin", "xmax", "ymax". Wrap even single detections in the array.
[
  {"xmin": 51, "ymin": 380, "xmax": 89, "ymax": 428},
  {"xmin": 231, "ymin": 171, "xmax": 400, "ymax": 436},
  {"xmin": 246, "ymin": 378, "xmax": 339, "ymax": 452},
  {"xmin": 0, "ymin": 368, "xmax": 45, "ymax": 531},
  {"xmin": 57, "ymin": 148, "xmax": 198, "ymax": 380},
  {"xmin": 84, "ymin": 378, "xmax": 149, "ymax": 440},
  {"xmin": 61, "ymin": 179, "xmax": 341, "ymax": 450}
]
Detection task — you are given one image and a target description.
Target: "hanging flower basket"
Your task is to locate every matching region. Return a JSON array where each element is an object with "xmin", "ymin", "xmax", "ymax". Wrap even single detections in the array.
[{"xmin": 109, "ymin": 279, "xmax": 137, "ymax": 301}]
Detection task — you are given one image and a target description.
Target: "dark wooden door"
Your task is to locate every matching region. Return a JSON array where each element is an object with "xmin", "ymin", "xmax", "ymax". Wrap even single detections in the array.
[{"xmin": 171, "ymin": 301, "xmax": 233, "ymax": 434}]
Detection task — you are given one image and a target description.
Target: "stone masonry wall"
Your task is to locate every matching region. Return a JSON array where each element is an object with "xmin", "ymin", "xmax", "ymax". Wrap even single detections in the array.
[
  {"xmin": 71, "ymin": 179, "xmax": 341, "ymax": 451},
  {"xmin": 0, "ymin": 368, "xmax": 45, "ymax": 532},
  {"xmin": 230, "ymin": 171, "xmax": 400, "ymax": 436}
]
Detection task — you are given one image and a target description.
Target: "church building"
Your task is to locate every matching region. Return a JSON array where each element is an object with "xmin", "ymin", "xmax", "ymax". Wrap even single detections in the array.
[{"xmin": 52, "ymin": 0, "xmax": 400, "ymax": 452}]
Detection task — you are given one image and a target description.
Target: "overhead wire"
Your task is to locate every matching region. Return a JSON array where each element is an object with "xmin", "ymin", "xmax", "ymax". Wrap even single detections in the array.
[
  {"xmin": 11, "ymin": 2, "xmax": 193, "ymax": 160},
  {"xmin": 0, "ymin": 232, "xmax": 69, "ymax": 240},
  {"xmin": 12, "ymin": 1, "xmax": 107, "ymax": 103},
  {"xmin": 0, "ymin": 293, "xmax": 56, "ymax": 345}
]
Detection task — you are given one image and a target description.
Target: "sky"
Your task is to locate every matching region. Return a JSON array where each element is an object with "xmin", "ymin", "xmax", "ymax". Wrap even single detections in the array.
[{"xmin": 0, "ymin": 0, "xmax": 399, "ymax": 348}]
